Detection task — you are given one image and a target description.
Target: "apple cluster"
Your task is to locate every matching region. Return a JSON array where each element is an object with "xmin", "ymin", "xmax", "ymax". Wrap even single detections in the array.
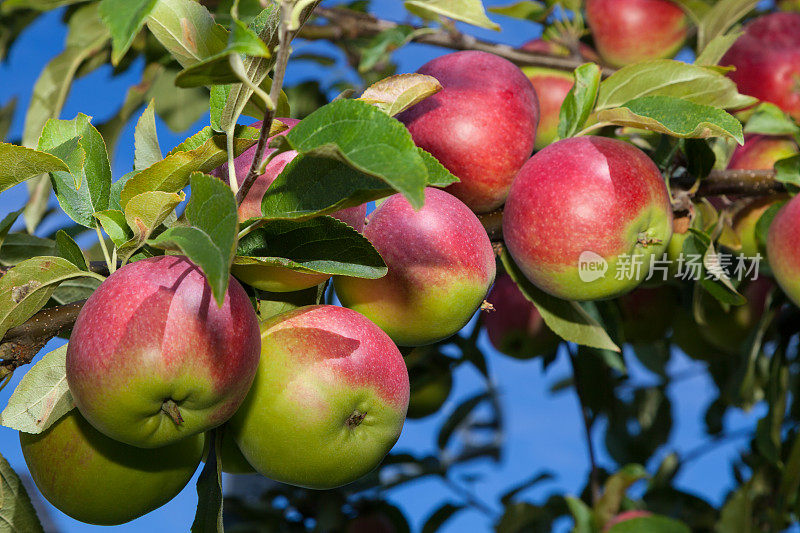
[{"xmin": 18, "ymin": 5, "xmax": 800, "ymax": 528}]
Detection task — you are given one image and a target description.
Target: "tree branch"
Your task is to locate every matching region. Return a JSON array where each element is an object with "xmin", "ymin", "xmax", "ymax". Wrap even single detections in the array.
[{"xmin": 300, "ymin": 7, "xmax": 616, "ymax": 76}]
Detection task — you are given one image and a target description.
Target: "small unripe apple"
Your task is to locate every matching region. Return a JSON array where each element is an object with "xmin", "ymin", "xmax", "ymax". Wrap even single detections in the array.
[
  {"xmin": 521, "ymin": 39, "xmax": 598, "ymax": 150},
  {"xmin": 397, "ymin": 51, "xmax": 539, "ymax": 213},
  {"xmin": 666, "ymin": 201, "xmax": 716, "ymax": 278},
  {"xmin": 503, "ymin": 137, "xmax": 673, "ymax": 301},
  {"xmin": 721, "ymin": 13, "xmax": 800, "ymax": 121},
  {"xmin": 767, "ymin": 194, "xmax": 800, "ymax": 306},
  {"xmin": 66, "ymin": 255, "xmax": 261, "ymax": 448},
  {"xmin": 484, "ymin": 274, "xmax": 560, "ymax": 358},
  {"xmin": 335, "ymin": 188, "xmax": 496, "ymax": 346},
  {"xmin": 618, "ymin": 286, "xmax": 678, "ymax": 344},
  {"xmin": 20, "ymin": 410, "xmax": 203, "ymax": 525},
  {"xmin": 228, "ymin": 305, "xmax": 409, "ymax": 489},
  {"xmin": 405, "ymin": 348, "xmax": 453, "ymax": 419},
  {"xmin": 586, "ymin": 0, "xmax": 688, "ymax": 67},
  {"xmin": 211, "ymin": 119, "xmax": 367, "ymax": 292}
]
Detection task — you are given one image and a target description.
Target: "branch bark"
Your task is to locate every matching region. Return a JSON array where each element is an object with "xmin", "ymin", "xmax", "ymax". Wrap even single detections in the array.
[{"xmin": 300, "ymin": 7, "xmax": 616, "ymax": 76}]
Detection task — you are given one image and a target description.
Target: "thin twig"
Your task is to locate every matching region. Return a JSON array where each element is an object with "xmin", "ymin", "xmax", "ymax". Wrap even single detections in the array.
[
  {"xmin": 442, "ymin": 476, "xmax": 498, "ymax": 517},
  {"xmin": 568, "ymin": 344, "xmax": 601, "ymax": 505}
]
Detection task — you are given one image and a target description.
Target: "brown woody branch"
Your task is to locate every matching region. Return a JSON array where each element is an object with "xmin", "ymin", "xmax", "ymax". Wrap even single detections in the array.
[{"xmin": 300, "ymin": 7, "xmax": 617, "ymax": 76}]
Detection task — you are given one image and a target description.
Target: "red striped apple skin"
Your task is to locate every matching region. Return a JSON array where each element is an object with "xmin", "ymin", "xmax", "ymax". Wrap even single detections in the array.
[
  {"xmin": 586, "ymin": 0, "xmax": 688, "ymax": 67},
  {"xmin": 721, "ymin": 13, "xmax": 800, "ymax": 121},
  {"xmin": 503, "ymin": 137, "xmax": 673, "ymax": 301},
  {"xmin": 397, "ymin": 51, "xmax": 539, "ymax": 213},
  {"xmin": 66, "ymin": 255, "xmax": 261, "ymax": 448},
  {"xmin": 229, "ymin": 305, "xmax": 409, "ymax": 489},
  {"xmin": 768, "ymin": 195, "xmax": 800, "ymax": 306},
  {"xmin": 335, "ymin": 187, "xmax": 496, "ymax": 346}
]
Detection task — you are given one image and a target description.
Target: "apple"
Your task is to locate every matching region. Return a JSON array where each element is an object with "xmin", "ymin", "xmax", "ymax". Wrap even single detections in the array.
[
  {"xmin": 586, "ymin": 0, "xmax": 688, "ymax": 67},
  {"xmin": 484, "ymin": 273, "xmax": 560, "ymax": 358},
  {"xmin": 603, "ymin": 510, "xmax": 653, "ymax": 531},
  {"xmin": 405, "ymin": 348, "xmax": 453, "ymax": 419},
  {"xmin": 665, "ymin": 201, "xmax": 716, "ymax": 278},
  {"xmin": 768, "ymin": 194, "xmax": 800, "ymax": 306},
  {"xmin": 721, "ymin": 13, "xmax": 800, "ymax": 121},
  {"xmin": 20, "ymin": 410, "xmax": 203, "ymax": 525},
  {"xmin": 618, "ymin": 286, "xmax": 678, "ymax": 344},
  {"xmin": 397, "ymin": 51, "xmax": 539, "ymax": 213},
  {"xmin": 211, "ymin": 119, "xmax": 367, "ymax": 293},
  {"xmin": 334, "ymin": 187, "xmax": 496, "ymax": 346},
  {"xmin": 521, "ymin": 39, "xmax": 599, "ymax": 150},
  {"xmin": 696, "ymin": 277, "xmax": 773, "ymax": 354},
  {"xmin": 728, "ymin": 134, "xmax": 798, "ymax": 171},
  {"xmin": 66, "ymin": 255, "xmax": 261, "ymax": 448},
  {"xmin": 228, "ymin": 305, "xmax": 410, "ymax": 489},
  {"xmin": 502, "ymin": 137, "xmax": 673, "ymax": 301}
]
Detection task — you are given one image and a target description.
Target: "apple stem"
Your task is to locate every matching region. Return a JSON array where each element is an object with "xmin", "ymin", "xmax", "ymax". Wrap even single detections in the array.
[{"xmin": 162, "ymin": 399, "xmax": 184, "ymax": 426}]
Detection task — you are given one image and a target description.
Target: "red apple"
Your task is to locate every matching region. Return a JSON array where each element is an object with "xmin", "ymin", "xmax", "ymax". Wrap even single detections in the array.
[
  {"xmin": 728, "ymin": 134, "xmax": 799, "ymax": 171},
  {"xmin": 521, "ymin": 39, "xmax": 598, "ymax": 150},
  {"xmin": 228, "ymin": 305, "xmax": 409, "ymax": 489},
  {"xmin": 503, "ymin": 137, "xmax": 673, "ymax": 301},
  {"xmin": 586, "ymin": 0, "xmax": 688, "ymax": 67},
  {"xmin": 484, "ymin": 273, "xmax": 560, "ymax": 358},
  {"xmin": 767, "ymin": 194, "xmax": 800, "ymax": 306},
  {"xmin": 397, "ymin": 51, "xmax": 539, "ymax": 213},
  {"xmin": 603, "ymin": 510, "xmax": 653, "ymax": 531},
  {"xmin": 66, "ymin": 255, "xmax": 261, "ymax": 448},
  {"xmin": 721, "ymin": 13, "xmax": 800, "ymax": 121},
  {"xmin": 334, "ymin": 187, "xmax": 496, "ymax": 346}
]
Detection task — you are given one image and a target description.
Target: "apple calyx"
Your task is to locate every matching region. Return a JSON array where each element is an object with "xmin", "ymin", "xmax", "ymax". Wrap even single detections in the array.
[
  {"xmin": 346, "ymin": 410, "xmax": 367, "ymax": 429},
  {"xmin": 161, "ymin": 399, "xmax": 184, "ymax": 426},
  {"xmin": 637, "ymin": 232, "xmax": 663, "ymax": 248}
]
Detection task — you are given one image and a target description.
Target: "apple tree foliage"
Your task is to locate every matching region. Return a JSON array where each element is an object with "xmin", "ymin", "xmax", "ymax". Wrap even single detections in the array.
[{"xmin": 0, "ymin": 0, "xmax": 798, "ymax": 531}]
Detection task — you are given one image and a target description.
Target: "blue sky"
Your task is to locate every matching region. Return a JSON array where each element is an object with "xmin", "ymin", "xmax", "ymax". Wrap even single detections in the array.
[{"xmin": 0, "ymin": 1, "xmax": 780, "ymax": 531}]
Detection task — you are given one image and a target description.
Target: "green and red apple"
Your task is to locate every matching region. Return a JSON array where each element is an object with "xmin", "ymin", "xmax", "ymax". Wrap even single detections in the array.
[
  {"xmin": 20, "ymin": 410, "xmax": 203, "ymax": 525},
  {"xmin": 586, "ymin": 0, "xmax": 688, "ymax": 67},
  {"xmin": 228, "ymin": 305, "xmax": 409, "ymax": 489},
  {"xmin": 503, "ymin": 137, "xmax": 673, "ymax": 301},
  {"xmin": 66, "ymin": 255, "xmax": 261, "ymax": 448},
  {"xmin": 335, "ymin": 187, "xmax": 496, "ymax": 346},
  {"xmin": 768, "ymin": 194, "xmax": 800, "ymax": 306},
  {"xmin": 397, "ymin": 51, "xmax": 539, "ymax": 213}
]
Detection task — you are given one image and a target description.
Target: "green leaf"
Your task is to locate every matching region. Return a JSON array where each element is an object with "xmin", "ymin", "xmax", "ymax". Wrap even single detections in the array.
[
  {"xmin": 21, "ymin": 3, "xmax": 110, "ymax": 233},
  {"xmin": 422, "ymin": 503, "xmax": 465, "ymax": 533},
  {"xmin": 596, "ymin": 59, "xmax": 756, "ymax": 111},
  {"xmin": 596, "ymin": 96, "xmax": 744, "ymax": 143},
  {"xmin": 0, "ymin": 234, "xmax": 56, "ymax": 267},
  {"xmin": 147, "ymin": 66, "xmax": 210, "ymax": 132},
  {"xmin": 99, "ymin": 0, "xmax": 158, "ymax": 64},
  {"xmin": 0, "ymin": 98, "xmax": 17, "ymax": 142},
  {"xmin": 0, "ymin": 452, "xmax": 45, "ymax": 533},
  {"xmin": 0, "ymin": 143, "xmax": 69, "ymax": 194},
  {"xmin": 405, "ymin": 0, "xmax": 500, "ymax": 30},
  {"xmin": 191, "ymin": 430, "xmax": 223, "ymax": 533},
  {"xmin": 595, "ymin": 464, "xmax": 648, "ymax": 524},
  {"xmin": 0, "ymin": 257, "xmax": 104, "ymax": 340},
  {"xmin": 0, "ymin": 345, "xmax": 73, "ymax": 434},
  {"xmin": 176, "ymin": 19, "xmax": 271, "ymax": 88},
  {"xmin": 0, "ymin": 210, "xmax": 23, "ymax": 251},
  {"xmin": 419, "ymin": 148, "xmax": 459, "ymax": 187},
  {"xmin": 146, "ymin": 0, "xmax": 228, "ymax": 68},
  {"xmin": 684, "ymin": 231, "xmax": 745, "ymax": 305},
  {"xmin": 607, "ymin": 515, "xmax": 691, "ymax": 533},
  {"xmin": 501, "ymin": 251, "xmax": 620, "ymax": 352},
  {"xmin": 558, "ymin": 63, "xmax": 600, "ymax": 139},
  {"xmin": 1, "ymin": 0, "xmax": 82, "ymax": 12},
  {"xmin": 695, "ymin": 29, "xmax": 743, "ymax": 66},
  {"xmin": 357, "ymin": 26, "xmax": 416, "ymax": 73},
  {"xmin": 51, "ymin": 277, "xmax": 102, "ymax": 305},
  {"xmin": 744, "ymin": 103, "xmax": 800, "ymax": 137},
  {"xmin": 134, "ymin": 100, "xmax": 162, "ymax": 171},
  {"xmin": 55, "ymin": 230, "xmax": 88, "ymax": 270},
  {"xmin": 755, "ymin": 202, "xmax": 785, "ymax": 252},
  {"xmin": 565, "ymin": 497, "xmax": 594, "ymax": 533},
  {"xmin": 271, "ymin": 99, "xmax": 428, "ymax": 208},
  {"xmin": 488, "ymin": 1, "xmax": 548, "ymax": 21},
  {"xmin": 696, "ymin": 0, "xmax": 758, "ymax": 52},
  {"xmin": 94, "ymin": 209, "xmax": 133, "ymax": 247},
  {"xmin": 671, "ymin": 0, "xmax": 712, "ymax": 25},
  {"xmin": 38, "ymin": 113, "xmax": 113, "ymax": 228},
  {"xmin": 120, "ymin": 125, "xmax": 259, "ymax": 209},
  {"xmin": 775, "ymin": 154, "xmax": 800, "ymax": 187},
  {"xmin": 359, "ymin": 73, "xmax": 442, "ymax": 117},
  {"xmin": 235, "ymin": 217, "xmax": 387, "ymax": 279},
  {"xmin": 118, "ymin": 191, "xmax": 185, "ymax": 263},
  {"xmin": 149, "ymin": 173, "xmax": 238, "ymax": 306}
]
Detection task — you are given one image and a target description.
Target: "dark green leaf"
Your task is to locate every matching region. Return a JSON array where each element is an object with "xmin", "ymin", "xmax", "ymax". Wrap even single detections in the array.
[
  {"xmin": 55, "ymin": 230, "xmax": 88, "ymax": 270},
  {"xmin": 437, "ymin": 391, "xmax": 491, "ymax": 450},
  {"xmin": 149, "ymin": 173, "xmax": 238, "ymax": 306},
  {"xmin": 755, "ymin": 201, "xmax": 785, "ymax": 252},
  {"xmin": 565, "ymin": 497, "xmax": 594, "ymax": 533},
  {"xmin": 607, "ymin": 515, "xmax": 691, "ymax": 533},
  {"xmin": 419, "ymin": 148, "xmax": 459, "ymax": 187},
  {"xmin": 500, "ymin": 472, "xmax": 555, "ymax": 505},
  {"xmin": 0, "ymin": 234, "xmax": 56, "ymax": 266},
  {"xmin": 422, "ymin": 503, "xmax": 464, "ymax": 533},
  {"xmin": 0, "ymin": 209, "xmax": 22, "ymax": 250},
  {"xmin": 775, "ymin": 154, "xmax": 800, "ymax": 187},
  {"xmin": 99, "ymin": 0, "xmax": 158, "ymax": 64},
  {"xmin": 0, "ymin": 97, "xmax": 17, "ymax": 142},
  {"xmin": 596, "ymin": 464, "xmax": 648, "ymax": 524},
  {"xmin": 0, "ymin": 452, "xmax": 45, "ymax": 533},
  {"xmin": 558, "ymin": 63, "xmax": 600, "ymax": 139},
  {"xmin": 191, "ymin": 430, "xmax": 223, "ymax": 533}
]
